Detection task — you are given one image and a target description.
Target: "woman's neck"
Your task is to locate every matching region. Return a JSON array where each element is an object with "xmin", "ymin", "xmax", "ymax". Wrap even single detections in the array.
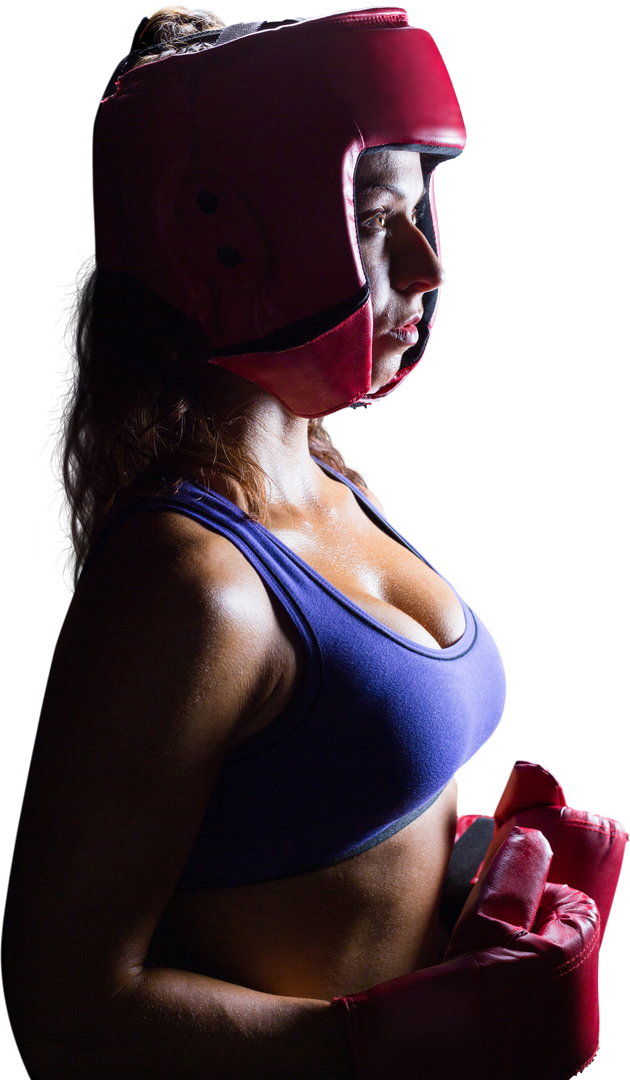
[{"xmin": 198, "ymin": 365, "xmax": 326, "ymax": 514}]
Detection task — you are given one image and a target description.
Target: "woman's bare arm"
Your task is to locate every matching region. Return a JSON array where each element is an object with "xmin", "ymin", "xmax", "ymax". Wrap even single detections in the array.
[{"xmin": 3, "ymin": 511, "xmax": 353, "ymax": 1080}]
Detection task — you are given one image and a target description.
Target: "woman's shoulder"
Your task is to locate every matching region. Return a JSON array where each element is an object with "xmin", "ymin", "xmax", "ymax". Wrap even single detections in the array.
[
  {"xmin": 66, "ymin": 498, "xmax": 296, "ymax": 745},
  {"xmin": 80, "ymin": 494, "xmax": 271, "ymax": 615}
]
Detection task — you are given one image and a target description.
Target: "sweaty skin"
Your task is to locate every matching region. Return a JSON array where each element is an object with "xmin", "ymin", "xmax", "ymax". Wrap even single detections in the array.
[{"xmin": 153, "ymin": 153, "xmax": 458, "ymax": 998}]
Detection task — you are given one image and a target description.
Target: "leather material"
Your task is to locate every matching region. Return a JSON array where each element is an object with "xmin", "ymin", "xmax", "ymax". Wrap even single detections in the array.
[
  {"xmin": 94, "ymin": 7, "xmax": 466, "ymax": 417},
  {"xmin": 476, "ymin": 761, "xmax": 628, "ymax": 938},
  {"xmin": 335, "ymin": 827, "xmax": 600, "ymax": 1080}
]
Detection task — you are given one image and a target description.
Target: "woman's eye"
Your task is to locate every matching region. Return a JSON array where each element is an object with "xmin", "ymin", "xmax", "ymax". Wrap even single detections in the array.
[
  {"xmin": 361, "ymin": 205, "xmax": 425, "ymax": 232},
  {"xmin": 361, "ymin": 211, "xmax": 388, "ymax": 232}
]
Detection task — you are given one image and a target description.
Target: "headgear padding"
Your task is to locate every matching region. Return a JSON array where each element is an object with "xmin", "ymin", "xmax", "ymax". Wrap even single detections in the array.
[{"xmin": 94, "ymin": 7, "xmax": 466, "ymax": 417}]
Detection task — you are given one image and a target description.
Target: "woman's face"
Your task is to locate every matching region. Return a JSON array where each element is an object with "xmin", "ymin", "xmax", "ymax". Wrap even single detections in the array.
[{"xmin": 355, "ymin": 149, "xmax": 445, "ymax": 393}]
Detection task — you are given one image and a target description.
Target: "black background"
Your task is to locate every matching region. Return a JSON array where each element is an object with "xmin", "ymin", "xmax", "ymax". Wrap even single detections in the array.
[{"xmin": 6, "ymin": 4, "xmax": 626, "ymax": 1075}]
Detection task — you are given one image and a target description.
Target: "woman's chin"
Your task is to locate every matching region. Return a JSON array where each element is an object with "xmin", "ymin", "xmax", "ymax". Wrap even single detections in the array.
[{"xmin": 369, "ymin": 351, "xmax": 404, "ymax": 393}]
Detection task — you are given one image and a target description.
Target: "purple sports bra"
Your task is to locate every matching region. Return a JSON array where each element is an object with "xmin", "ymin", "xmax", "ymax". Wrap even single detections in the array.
[{"xmin": 86, "ymin": 463, "xmax": 505, "ymax": 887}]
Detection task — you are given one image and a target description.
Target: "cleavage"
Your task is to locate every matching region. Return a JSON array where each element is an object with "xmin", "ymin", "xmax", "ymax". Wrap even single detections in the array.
[{"xmin": 268, "ymin": 495, "xmax": 466, "ymax": 650}]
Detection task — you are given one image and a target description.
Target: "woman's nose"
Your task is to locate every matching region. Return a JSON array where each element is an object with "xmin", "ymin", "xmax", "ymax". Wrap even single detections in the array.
[{"xmin": 391, "ymin": 221, "xmax": 445, "ymax": 294}]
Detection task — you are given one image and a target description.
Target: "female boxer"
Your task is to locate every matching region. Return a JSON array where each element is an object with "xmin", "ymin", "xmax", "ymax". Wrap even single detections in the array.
[{"xmin": 3, "ymin": 8, "xmax": 623, "ymax": 1080}]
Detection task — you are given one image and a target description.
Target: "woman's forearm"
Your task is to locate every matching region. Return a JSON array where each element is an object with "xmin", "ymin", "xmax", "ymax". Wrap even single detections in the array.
[{"xmin": 12, "ymin": 965, "xmax": 355, "ymax": 1080}]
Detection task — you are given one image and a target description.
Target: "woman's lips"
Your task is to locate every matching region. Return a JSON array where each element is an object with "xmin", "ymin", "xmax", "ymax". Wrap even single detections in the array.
[{"xmin": 387, "ymin": 321, "xmax": 420, "ymax": 345}]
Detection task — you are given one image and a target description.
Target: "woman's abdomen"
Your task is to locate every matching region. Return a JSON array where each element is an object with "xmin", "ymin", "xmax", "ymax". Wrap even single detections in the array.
[{"xmin": 150, "ymin": 780, "xmax": 458, "ymax": 999}]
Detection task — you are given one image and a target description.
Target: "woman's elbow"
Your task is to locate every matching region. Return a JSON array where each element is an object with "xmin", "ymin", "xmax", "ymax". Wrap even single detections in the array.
[{"xmin": 5, "ymin": 991, "xmax": 147, "ymax": 1080}]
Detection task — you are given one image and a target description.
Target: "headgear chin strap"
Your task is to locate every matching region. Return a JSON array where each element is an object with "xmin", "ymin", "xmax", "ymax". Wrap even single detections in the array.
[{"xmin": 94, "ymin": 7, "xmax": 466, "ymax": 418}]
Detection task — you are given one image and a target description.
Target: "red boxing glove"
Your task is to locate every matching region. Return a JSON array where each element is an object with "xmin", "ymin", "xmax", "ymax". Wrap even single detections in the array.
[
  {"xmin": 460, "ymin": 760, "xmax": 626, "ymax": 946},
  {"xmin": 335, "ymin": 827, "xmax": 599, "ymax": 1080}
]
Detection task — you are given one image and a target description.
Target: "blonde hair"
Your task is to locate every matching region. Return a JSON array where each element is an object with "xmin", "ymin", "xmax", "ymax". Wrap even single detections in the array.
[{"xmin": 133, "ymin": 6, "xmax": 225, "ymax": 66}]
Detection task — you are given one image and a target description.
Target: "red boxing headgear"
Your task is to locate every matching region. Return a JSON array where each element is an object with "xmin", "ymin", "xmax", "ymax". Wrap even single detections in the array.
[{"xmin": 94, "ymin": 8, "xmax": 466, "ymax": 418}]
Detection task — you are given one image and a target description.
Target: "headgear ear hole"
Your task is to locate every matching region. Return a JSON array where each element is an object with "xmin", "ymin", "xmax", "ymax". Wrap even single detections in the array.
[
  {"xmin": 196, "ymin": 191, "xmax": 219, "ymax": 215},
  {"xmin": 217, "ymin": 246, "xmax": 243, "ymax": 268},
  {"xmin": 173, "ymin": 171, "xmax": 268, "ymax": 293}
]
